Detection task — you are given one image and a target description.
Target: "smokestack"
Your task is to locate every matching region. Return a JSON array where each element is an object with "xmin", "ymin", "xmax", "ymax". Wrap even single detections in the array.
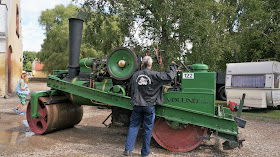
[{"xmin": 68, "ymin": 18, "xmax": 84, "ymax": 79}]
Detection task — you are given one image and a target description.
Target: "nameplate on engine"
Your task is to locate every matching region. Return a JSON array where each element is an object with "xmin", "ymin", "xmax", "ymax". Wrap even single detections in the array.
[{"xmin": 182, "ymin": 73, "xmax": 194, "ymax": 79}]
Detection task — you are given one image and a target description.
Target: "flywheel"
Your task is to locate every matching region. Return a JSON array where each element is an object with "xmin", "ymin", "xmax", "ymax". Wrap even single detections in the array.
[{"xmin": 107, "ymin": 47, "xmax": 138, "ymax": 80}]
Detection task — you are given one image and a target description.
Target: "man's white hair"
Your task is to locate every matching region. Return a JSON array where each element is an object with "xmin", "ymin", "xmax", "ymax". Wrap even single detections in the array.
[{"xmin": 142, "ymin": 56, "xmax": 153, "ymax": 66}]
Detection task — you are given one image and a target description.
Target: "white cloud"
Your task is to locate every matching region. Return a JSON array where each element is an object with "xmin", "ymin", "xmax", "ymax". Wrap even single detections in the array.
[{"xmin": 21, "ymin": 0, "xmax": 77, "ymax": 52}]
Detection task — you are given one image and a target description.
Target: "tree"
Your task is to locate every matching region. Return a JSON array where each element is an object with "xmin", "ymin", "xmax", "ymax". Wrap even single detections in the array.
[
  {"xmin": 37, "ymin": 4, "xmax": 125, "ymax": 73},
  {"xmin": 235, "ymin": 0, "xmax": 280, "ymax": 62},
  {"xmin": 82, "ymin": 0, "xmax": 187, "ymax": 69},
  {"xmin": 179, "ymin": 1, "xmax": 237, "ymax": 71},
  {"xmin": 24, "ymin": 62, "xmax": 33, "ymax": 72},
  {"xmin": 37, "ymin": 4, "xmax": 79, "ymax": 73},
  {"xmin": 81, "ymin": 1, "xmax": 231, "ymax": 71},
  {"xmin": 82, "ymin": 0, "xmax": 280, "ymax": 72},
  {"xmin": 23, "ymin": 51, "xmax": 37, "ymax": 72},
  {"xmin": 218, "ymin": 0, "xmax": 280, "ymax": 69},
  {"xmin": 82, "ymin": 12, "xmax": 127, "ymax": 56}
]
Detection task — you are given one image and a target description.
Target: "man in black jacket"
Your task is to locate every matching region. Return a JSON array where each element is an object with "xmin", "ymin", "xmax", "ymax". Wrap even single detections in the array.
[{"xmin": 124, "ymin": 56, "xmax": 177, "ymax": 157}]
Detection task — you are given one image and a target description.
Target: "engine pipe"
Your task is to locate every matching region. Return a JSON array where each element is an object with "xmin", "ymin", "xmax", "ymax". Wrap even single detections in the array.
[{"xmin": 68, "ymin": 18, "xmax": 84, "ymax": 79}]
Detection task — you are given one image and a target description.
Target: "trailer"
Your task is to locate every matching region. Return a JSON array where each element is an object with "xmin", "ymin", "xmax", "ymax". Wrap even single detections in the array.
[{"xmin": 226, "ymin": 61, "xmax": 280, "ymax": 109}]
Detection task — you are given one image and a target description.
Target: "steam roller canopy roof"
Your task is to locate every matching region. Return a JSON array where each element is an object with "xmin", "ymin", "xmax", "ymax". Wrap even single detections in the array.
[{"xmin": 107, "ymin": 47, "xmax": 138, "ymax": 80}]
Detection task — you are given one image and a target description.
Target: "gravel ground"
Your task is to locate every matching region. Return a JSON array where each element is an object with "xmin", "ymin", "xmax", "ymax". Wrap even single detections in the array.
[{"xmin": 0, "ymin": 81, "xmax": 280, "ymax": 157}]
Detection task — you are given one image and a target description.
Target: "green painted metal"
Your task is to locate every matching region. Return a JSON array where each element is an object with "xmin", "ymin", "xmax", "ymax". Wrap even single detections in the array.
[
  {"xmin": 237, "ymin": 94, "xmax": 246, "ymax": 118},
  {"xmin": 180, "ymin": 72, "xmax": 216, "ymax": 114},
  {"xmin": 169, "ymin": 69, "xmax": 238, "ymax": 141},
  {"xmin": 163, "ymin": 91, "xmax": 215, "ymax": 115},
  {"xmin": 53, "ymin": 70, "xmax": 68, "ymax": 75},
  {"xmin": 43, "ymin": 74, "xmax": 239, "ymax": 143},
  {"xmin": 69, "ymin": 78, "xmax": 114, "ymax": 106},
  {"xmin": 155, "ymin": 104, "xmax": 238, "ymax": 135},
  {"xmin": 94, "ymin": 79, "xmax": 113, "ymax": 92},
  {"xmin": 171, "ymin": 121, "xmax": 179, "ymax": 129},
  {"xmin": 79, "ymin": 58, "xmax": 93, "ymax": 73},
  {"xmin": 70, "ymin": 84, "xmax": 126, "ymax": 106},
  {"xmin": 28, "ymin": 60, "xmax": 242, "ymax": 146},
  {"xmin": 30, "ymin": 90, "xmax": 59, "ymax": 119},
  {"xmin": 46, "ymin": 75, "xmax": 133, "ymax": 110},
  {"xmin": 113, "ymin": 85, "xmax": 121, "ymax": 93},
  {"xmin": 110, "ymin": 85, "xmax": 126, "ymax": 96},
  {"xmin": 107, "ymin": 48, "xmax": 137, "ymax": 79},
  {"xmin": 217, "ymin": 132, "xmax": 238, "ymax": 145},
  {"xmin": 181, "ymin": 72, "xmax": 215, "ymax": 93},
  {"xmin": 190, "ymin": 64, "xmax": 208, "ymax": 72}
]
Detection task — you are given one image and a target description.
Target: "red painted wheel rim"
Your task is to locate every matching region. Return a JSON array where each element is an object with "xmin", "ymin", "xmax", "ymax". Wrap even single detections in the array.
[
  {"xmin": 152, "ymin": 118, "xmax": 207, "ymax": 152},
  {"xmin": 26, "ymin": 98, "xmax": 49, "ymax": 134}
]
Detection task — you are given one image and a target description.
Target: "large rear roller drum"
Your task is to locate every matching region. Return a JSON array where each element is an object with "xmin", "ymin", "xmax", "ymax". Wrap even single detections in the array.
[
  {"xmin": 152, "ymin": 118, "xmax": 207, "ymax": 152},
  {"xmin": 26, "ymin": 96, "xmax": 83, "ymax": 134},
  {"xmin": 107, "ymin": 47, "xmax": 138, "ymax": 80}
]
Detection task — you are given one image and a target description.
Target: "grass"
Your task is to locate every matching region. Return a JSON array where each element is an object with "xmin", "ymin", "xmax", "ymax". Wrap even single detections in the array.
[
  {"xmin": 215, "ymin": 100, "xmax": 280, "ymax": 122},
  {"xmin": 242, "ymin": 109, "xmax": 280, "ymax": 120}
]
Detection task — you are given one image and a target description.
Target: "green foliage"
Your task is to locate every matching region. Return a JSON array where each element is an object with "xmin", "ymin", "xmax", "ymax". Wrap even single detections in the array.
[
  {"xmin": 37, "ymin": 1, "xmax": 280, "ymax": 73},
  {"xmin": 82, "ymin": 0, "xmax": 280, "ymax": 72},
  {"xmin": 242, "ymin": 109, "xmax": 280, "ymax": 121},
  {"xmin": 37, "ymin": 4, "xmax": 78, "ymax": 73},
  {"xmin": 24, "ymin": 62, "xmax": 33, "ymax": 72},
  {"xmin": 80, "ymin": 7, "xmax": 128, "ymax": 56},
  {"xmin": 23, "ymin": 51, "xmax": 37, "ymax": 72},
  {"xmin": 37, "ymin": 4, "xmax": 125, "ymax": 73},
  {"xmin": 82, "ymin": 0, "xmax": 232, "ymax": 71},
  {"xmin": 37, "ymin": 4, "xmax": 81, "ymax": 73},
  {"xmin": 181, "ymin": 1, "xmax": 235, "ymax": 71},
  {"xmin": 233, "ymin": 0, "xmax": 280, "ymax": 63},
  {"xmin": 207, "ymin": 0, "xmax": 280, "ymax": 70},
  {"xmin": 82, "ymin": 0, "xmax": 186, "ymax": 71}
]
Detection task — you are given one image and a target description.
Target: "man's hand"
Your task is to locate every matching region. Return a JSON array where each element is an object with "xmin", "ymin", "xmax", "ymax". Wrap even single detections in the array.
[{"xmin": 171, "ymin": 61, "xmax": 179, "ymax": 69}]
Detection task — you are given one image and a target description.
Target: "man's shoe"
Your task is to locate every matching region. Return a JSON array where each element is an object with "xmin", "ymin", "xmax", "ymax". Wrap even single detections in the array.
[
  {"xmin": 141, "ymin": 154, "xmax": 149, "ymax": 157},
  {"xmin": 123, "ymin": 150, "xmax": 131, "ymax": 156}
]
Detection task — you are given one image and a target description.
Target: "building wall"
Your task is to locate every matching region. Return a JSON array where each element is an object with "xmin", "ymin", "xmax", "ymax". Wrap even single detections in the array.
[
  {"xmin": 0, "ymin": 0, "xmax": 22, "ymax": 97},
  {"xmin": 32, "ymin": 61, "xmax": 48, "ymax": 78},
  {"xmin": 32, "ymin": 70, "xmax": 48, "ymax": 78},
  {"xmin": 0, "ymin": 3, "xmax": 8, "ymax": 96}
]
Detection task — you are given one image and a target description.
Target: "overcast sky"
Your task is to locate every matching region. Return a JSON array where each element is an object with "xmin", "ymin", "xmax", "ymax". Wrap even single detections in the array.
[
  {"xmin": 21, "ymin": 0, "xmax": 81, "ymax": 52},
  {"xmin": 20, "ymin": 0, "xmax": 155, "ymax": 52},
  {"xmin": 21, "ymin": 0, "xmax": 191, "ymax": 52}
]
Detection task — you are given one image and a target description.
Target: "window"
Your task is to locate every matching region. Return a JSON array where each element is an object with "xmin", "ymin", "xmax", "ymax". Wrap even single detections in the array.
[
  {"xmin": 231, "ymin": 75, "xmax": 265, "ymax": 88},
  {"xmin": 275, "ymin": 75, "xmax": 279, "ymax": 88},
  {"xmin": 16, "ymin": 4, "xmax": 19, "ymax": 38}
]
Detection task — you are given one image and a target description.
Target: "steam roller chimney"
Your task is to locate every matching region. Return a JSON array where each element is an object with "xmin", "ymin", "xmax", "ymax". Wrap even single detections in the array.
[{"xmin": 68, "ymin": 18, "xmax": 84, "ymax": 79}]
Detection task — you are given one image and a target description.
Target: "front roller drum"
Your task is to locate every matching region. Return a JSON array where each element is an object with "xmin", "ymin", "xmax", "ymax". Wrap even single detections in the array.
[{"xmin": 26, "ymin": 97, "xmax": 83, "ymax": 134}]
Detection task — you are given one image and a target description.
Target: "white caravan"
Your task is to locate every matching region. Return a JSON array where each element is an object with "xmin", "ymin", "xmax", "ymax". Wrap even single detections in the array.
[{"xmin": 225, "ymin": 61, "xmax": 280, "ymax": 108}]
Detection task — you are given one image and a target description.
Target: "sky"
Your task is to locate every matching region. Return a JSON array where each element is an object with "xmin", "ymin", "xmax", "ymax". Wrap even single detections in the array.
[
  {"xmin": 21, "ymin": 0, "xmax": 192, "ymax": 53},
  {"xmin": 21, "ymin": 0, "xmax": 82, "ymax": 52}
]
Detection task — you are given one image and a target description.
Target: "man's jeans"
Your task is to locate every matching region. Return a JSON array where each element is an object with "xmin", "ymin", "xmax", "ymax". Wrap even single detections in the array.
[{"xmin": 125, "ymin": 106, "xmax": 155, "ymax": 156}]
